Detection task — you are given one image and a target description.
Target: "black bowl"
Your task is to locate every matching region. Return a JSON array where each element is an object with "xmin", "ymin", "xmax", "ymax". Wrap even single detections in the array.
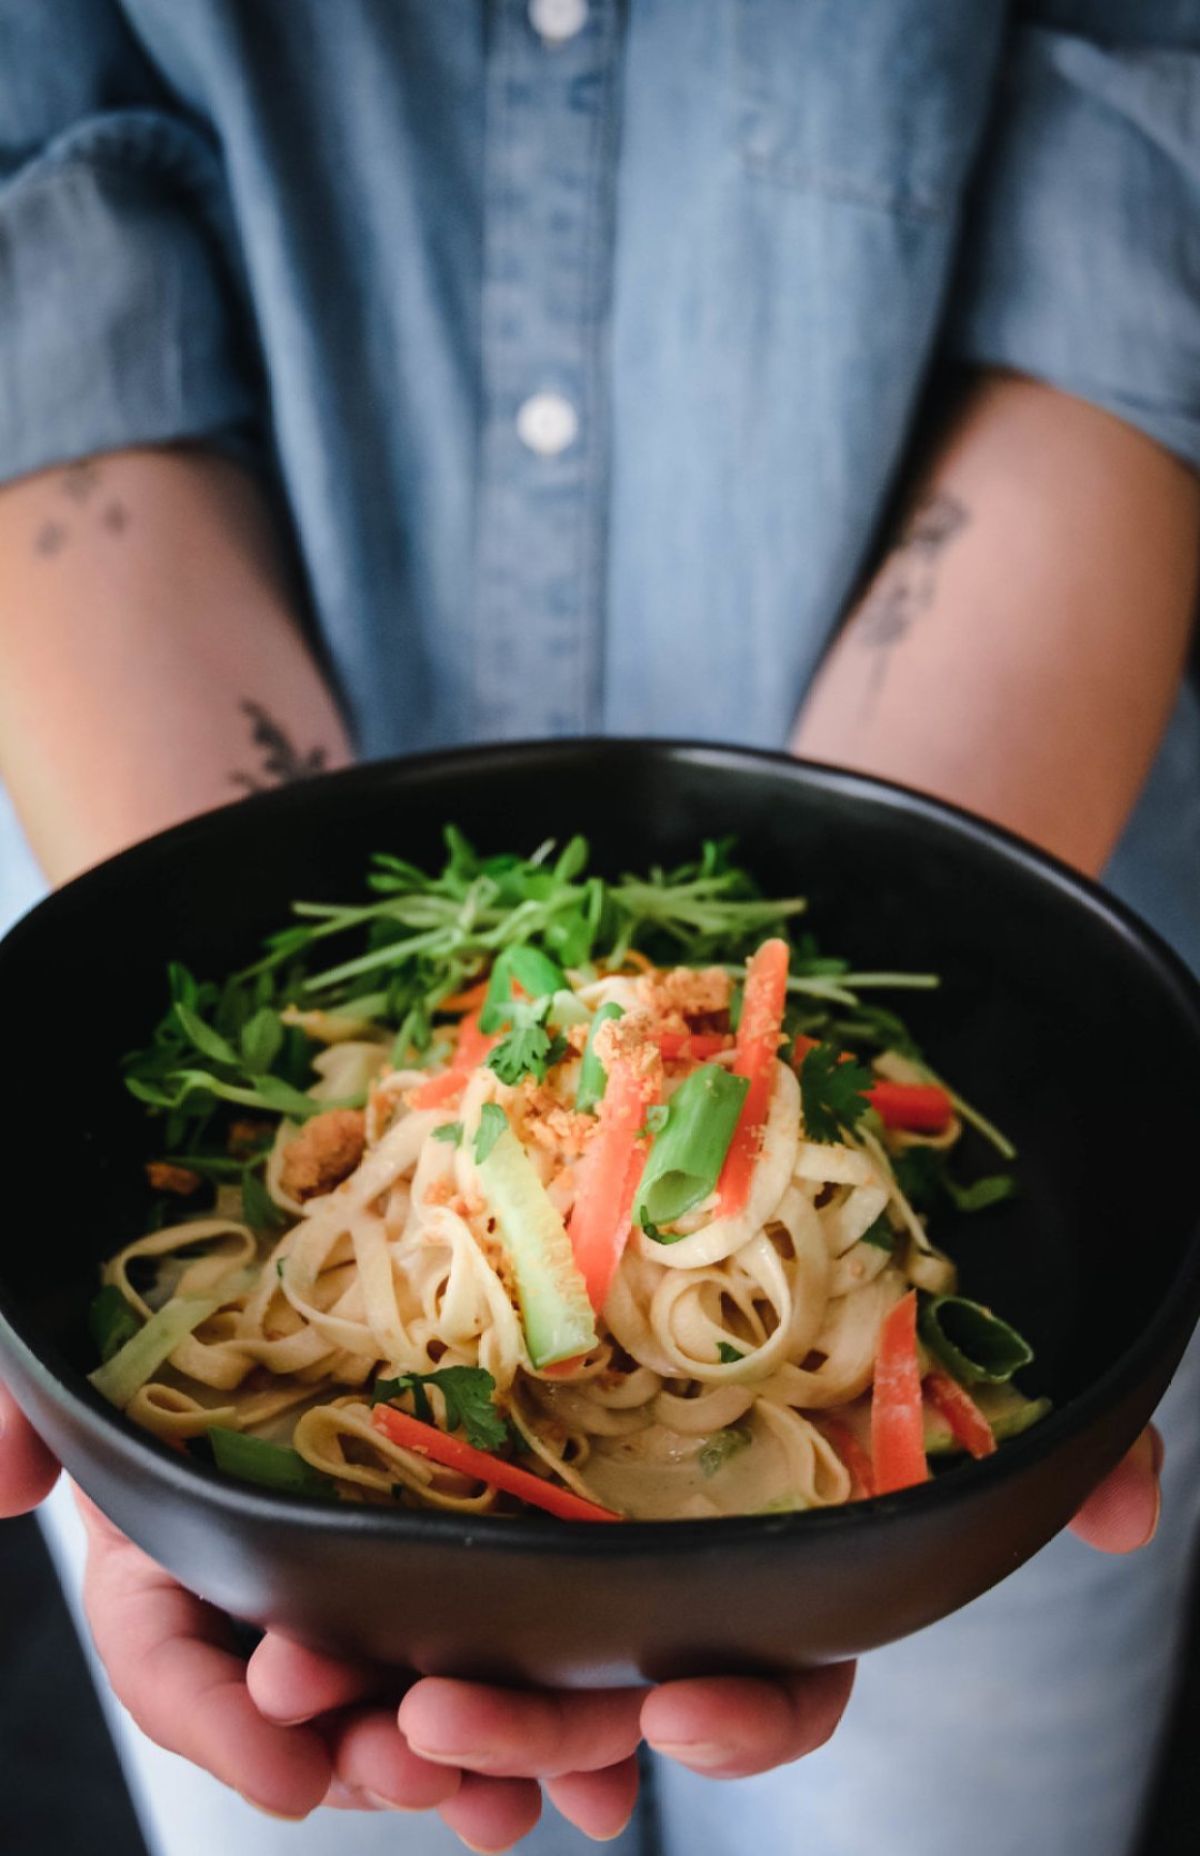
[{"xmin": 2, "ymin": 741, "xmax": 1199, "ymax": 1686}]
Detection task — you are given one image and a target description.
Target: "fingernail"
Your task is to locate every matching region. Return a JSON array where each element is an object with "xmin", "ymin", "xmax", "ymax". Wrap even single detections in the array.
[
  {"xmin": 1137, "ymin": 1478, "xmax": 1162, "ymax": 1550},
  {"xmin": 1150, "ymin": 1428, "xmax": 1165, "ymax": 1476},
  {"xmin": 647, "ymin": 1741, "xmax": 729, "ymax": 1770},
  {"xmin": 239, "ymin": 1797, "xmax": 309, "ymax": 1822},
  {"xmin": 594, "ymin": 1812, "xmax": 637, "ymax": 1842},
  {"xmin": 405, "ymin": 1738, "xmax": 488, "ymax": 1767}
]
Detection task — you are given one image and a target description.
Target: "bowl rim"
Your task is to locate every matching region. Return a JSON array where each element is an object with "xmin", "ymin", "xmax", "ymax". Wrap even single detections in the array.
[{"xmin": 3, "ymin": 735, "xmax": 1199, "ymax": 1558}]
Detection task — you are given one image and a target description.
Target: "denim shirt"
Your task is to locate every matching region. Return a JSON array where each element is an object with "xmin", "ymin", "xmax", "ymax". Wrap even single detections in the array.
[{"xmin": 1, "ymin": 2, "xmax": 1199, "ymax": 959}]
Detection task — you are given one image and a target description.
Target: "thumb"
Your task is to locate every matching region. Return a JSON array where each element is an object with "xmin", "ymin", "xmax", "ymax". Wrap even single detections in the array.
[{"xmin": 0, "ymin": 1383, "xmax": 60, "ymax": 1516}]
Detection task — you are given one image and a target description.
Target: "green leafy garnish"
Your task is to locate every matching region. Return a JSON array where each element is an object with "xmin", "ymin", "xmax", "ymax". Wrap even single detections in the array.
[
  {"xmin": 486, "ymin": 997, "xmax": 570, "ymax": 1087},
  {"xmin": 637, "ymin": 1103, "xmax": 670, "ymax": 1139},
  {"xmin": 893, "ymin": 1147, "xmax": 1017, "ymax": 1216},
  {"xmin": 241, "ymin": 1168, "xmax": 287, "ymax": 1234},
  {"xmin": 371, "ymin": 1366, "xmax": 509, "ymax": 1450},
  {"xmin": 716, "ymin": 1341, "xmax": 744, "ymax": 1364},
  {"xmin": 634, "ymin": 1064, "xmax": 749, "ymax": 1231},
  {"xmin": 87, "ymin": 1286, "xmax": 142, "ymax": 1364},
  {"xmin": 208, "ymin": 1427, "xmax": 335, "ymax": 1498},
  {"xmin": 479, "ymin": 945, "xmax": 568, "ymax": 1034},
  {"xmin": 474, "ymin": 1103, "xmax": 508, "ymax": 1165},
  {"xmin": 699, "ymin": 1425, "xmax": 752, "ymax": 1477},
  {"xmin": 798, "ymin": 1043, "xmax": 875, "ymax": 1143},
  {"xmin": 859, "ymin": 1212, "xmax": 897, "ymax": 1252},
  {"xmin": 575, "ymin": 1002, "xmax": 624, "ymax": 1113},
  {"xmin": 918, "ymin": 1295, "xmax": 1033, "ymax": 1385},
  {"xmin": 432, "ymin": 1121, "xmax": 463, "ymax": 1146}
]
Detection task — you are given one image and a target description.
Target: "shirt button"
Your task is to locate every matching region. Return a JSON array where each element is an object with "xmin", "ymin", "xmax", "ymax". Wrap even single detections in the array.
[
  {"xmin": 516, "ymin": 392, "xmax": 580, "ymax": 457},
  {"xmin": 529, "ymin": 0, "xmax": 588, "ymax": 46}
]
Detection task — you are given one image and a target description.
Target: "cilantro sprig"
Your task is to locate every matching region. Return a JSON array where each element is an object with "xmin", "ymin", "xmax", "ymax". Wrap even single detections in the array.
[
  {"xmin": 371, "ymin": 1365, "xmax": 509, "ymax": 1451},
  {"xmin": 798, "ymin": 1043, "xmax": 876, "ymax": 1144}
]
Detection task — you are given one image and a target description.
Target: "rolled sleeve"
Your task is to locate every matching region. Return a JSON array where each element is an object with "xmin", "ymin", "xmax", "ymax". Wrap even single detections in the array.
[
  {"xmin": 0, "ymin": 108, "xmax": 258, "ymax": 485},
  {"xmin": 950, "ymin": 23, "xmax": 1200, "ymax": 469}
]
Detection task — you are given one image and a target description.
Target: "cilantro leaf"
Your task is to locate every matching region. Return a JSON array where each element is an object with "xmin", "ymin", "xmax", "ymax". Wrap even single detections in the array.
[
  {"xmin": 716, "ymin": 1341, "xmax": 744, "ymax": 1364},
  {"xmin": 486, "ymin": 998, "xmax": 569, "ymax": 1087},
  {"xmin": 474, "ymin": 1103, "xmax": 508, "ymax": 1165},
  {"xmin": 893, "ymin": 1147, "xmax": 1016, "ymax": 1215},
  {"xmin": 371, "ymin": 1366, "xmax": 509, "ymax": 1450},
  {"xmin": 859, "ymin": 1212, "xmax": 896, "ymax": 1252},
  {"xmin": 432, "ymin": 1121, "xmax": 463, "ymax": 1146},
  {"xmin": 799, "ymin": 1043, "xmax": 875, "ymax": 1143},
  {"xmin": 699, "ymin": 1425, "xmax": 752, "ymax": 1477}
]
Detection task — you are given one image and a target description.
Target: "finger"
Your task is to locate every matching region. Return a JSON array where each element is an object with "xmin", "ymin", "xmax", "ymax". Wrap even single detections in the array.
[
  {"xmin": 76, "ymin": 1495, "xmax": 331, "ymax": 1818},
  {"xmin": 399, "ymin": 1677, "xmax": 644, "ymax": 1778},
  {"xmin": 641, "ymin": 1661, "xmax": 855, "ymax": 1779},
  {"xmin": 437, "ymin": 1772, "xmax": 542, "ymax": 1853},
  {"xmin": 1069, "ymin": 1427, "xmax": 1162, "ymax": 1553},
  {"xmin": 545, "ymin": 1754, "xmax": 639, "ymax": 1842},
  {"xmin": 0, "ymin": 1384, "xmax": 60, "ymax": 1516},
  {"xmin": 328, "ymin": 1705, "xmax": 462, "ymax": 1811},
  {"xmin": 247, "ymin": 1632, "xmax": 382, "ymax": 1724}
]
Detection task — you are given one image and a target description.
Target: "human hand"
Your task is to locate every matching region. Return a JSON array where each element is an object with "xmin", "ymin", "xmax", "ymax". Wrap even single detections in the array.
[{"xmin": 0, "ymin": 1386, "xmax": 1164, "ymax": 1850}]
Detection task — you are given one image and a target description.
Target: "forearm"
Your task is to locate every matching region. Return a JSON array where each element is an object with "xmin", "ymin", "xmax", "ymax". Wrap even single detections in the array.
[
  {"xmin": 793, "ymin": 374, "xmax": 1200, "ymax": 878},
  {"xmin": 0, "ymin": 447, "xmax": 351, "ymax": 886}
]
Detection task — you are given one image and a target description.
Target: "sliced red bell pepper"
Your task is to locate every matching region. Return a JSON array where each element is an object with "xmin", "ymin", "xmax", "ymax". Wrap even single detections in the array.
[
  {"xmin": 923, "ymin": 1370, "xmax": 997, "ymax": 1460},
  {"xmin": 871, "ymin": 1291, "xmax": 930, "ymax": 1494},
  {"xmin": 868, "ymin": 1081, "xmax": 953, "ymax": 1135},
  {"xmin": 568, "ymin": 1050, "xmax": 659, "ymax": 1312},
  {"xmin": 715, "ymin": 938, "xmax": 790, "ymax": 1217},
  {"xmin": 819, "ymin": 1416, "xmax": 876, "ymax": 1500},
  {"xmin": 654, "ymin": 1030, "xmax": 731, "ymax": 1062},
  {"xmin": 372, "ymin": 1404, "xmax": 622, "ymax": 1522}
]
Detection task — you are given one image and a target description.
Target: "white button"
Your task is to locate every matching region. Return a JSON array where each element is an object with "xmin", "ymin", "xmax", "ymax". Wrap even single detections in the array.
[
  {"xmin": 516, "ymin": 392, "xmax": 579, "ymax": 457},
  {"xmin": 529, "ymin": 0, "xmax": 588, "ymax": 46}
]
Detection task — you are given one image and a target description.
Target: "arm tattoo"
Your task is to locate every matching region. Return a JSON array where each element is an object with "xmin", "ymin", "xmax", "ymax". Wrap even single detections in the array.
[
  {"xmin": 31, "ymin": 461, "xmax": 132, "ymax": 556},
  {"xmin": 230, "ymin": 699, "xmax": 329, "ymax": 793},
  {"xmin": 854, "ymin": 491, "xmax": 968, "ymax": 714}
]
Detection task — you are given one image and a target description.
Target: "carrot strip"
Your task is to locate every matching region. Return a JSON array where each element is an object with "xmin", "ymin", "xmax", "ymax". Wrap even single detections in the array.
[
  {"xmin": 923, "ymin": 1370, "xmax": 997, "ymax": 1460},
  {"xmin": 569, "ymin": 1053, "xmax": 659, "ymax": 1313},
  {"xmin": 372, "ymin": 1404, "xmax": 622, "ymax": 1522},
  {"xmin": 819, "ymin": 1417, "xmax": 876, "ymax": 1500},
  {"xmin": 409, "ymin": 1011, "xmax": 499, "ymax": 1109},
  {"xmin": 871, "ymin": 1292, "xmax": 930, "ymax": 1494},
  {"xmin": 439, "ymin": 977, "xmax": 490, "ymax": 1014},
  {"xmin": 715, "ymin": 938, "xmax": 790, "ymax": 1217}
]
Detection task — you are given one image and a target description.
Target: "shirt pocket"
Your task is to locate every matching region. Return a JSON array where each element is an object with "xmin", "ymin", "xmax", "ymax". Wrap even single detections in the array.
[{"xmin": 734, "ymin": 0, "xmax": 1006, "ymax": 222}]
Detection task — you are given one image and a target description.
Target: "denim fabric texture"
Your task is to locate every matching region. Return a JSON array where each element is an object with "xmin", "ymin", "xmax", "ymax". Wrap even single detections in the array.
[{"xmin": 2, "ymin": 6, "xmax": 1200, "ymax": 1856}]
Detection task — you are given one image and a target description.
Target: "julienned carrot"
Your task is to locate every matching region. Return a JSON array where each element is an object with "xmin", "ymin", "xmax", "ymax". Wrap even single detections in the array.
[
  {"xmin": 715, "ymin": 938, "xmax": 790, "ymax": 1217},
  {"xmin": 371, "ymin": 1404, "xmax": 622, "ymax": 1522},
  {"xmin": 869, "ymin": 1081, "xmax": 953, "ymax": 1135},
  {"xmin": 792, "ymin": 1036, "xmax": 952, "ymax": 1135},
  {"xmin": 923, "ymin": 1370, "xmax": 997, "ymax": 1460},
  {"xmin": 654, "ymin": 1030, "xmax": 731, "ymax": 1061},
  {"xmin": 820, "ymin": 1417, "xmax": 876, "ymax": 1500},
  {"xmin": 439, "ymin": 977, "xmax": 491, "ymax": 1014},
  {"xmin": 569, "ymin": 1052, "xmax": 658, "ymax": 1312},
  {"xmin": 871, "ymin": 1291, "xmax": 930, "ymax": 1494},
  {"xmin": 409, "ymin": 1010, "xmax": 498, "ymax": 1109}
]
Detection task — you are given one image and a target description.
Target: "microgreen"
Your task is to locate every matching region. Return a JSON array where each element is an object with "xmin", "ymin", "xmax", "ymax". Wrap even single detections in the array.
[
  {"xmin": 371, "ymin": 1365, "xmax": 509, "ymax": 1450},
  {"xmin": 474, "ymin": 1103, "xmax": 508, "ymax": 1165},
  {"xmin": 798, "ymin": 1044, "xmax": 875, "ymax": 1144}
]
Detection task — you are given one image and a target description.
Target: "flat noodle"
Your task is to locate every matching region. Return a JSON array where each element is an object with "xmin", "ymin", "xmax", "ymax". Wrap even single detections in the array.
[{"xmin": 105, "ymin": 942, "xmax": 1006, "ymax": 1519}]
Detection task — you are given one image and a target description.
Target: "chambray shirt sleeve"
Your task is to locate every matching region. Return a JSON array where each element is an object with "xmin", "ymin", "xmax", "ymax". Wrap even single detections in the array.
[
  {"xmin": 949, "ymin": 6, "xmax": 1200, "ymax": 469},
  {"xmin": 0, "ymin": 0, "xmax": 257, "ymax": 486}
]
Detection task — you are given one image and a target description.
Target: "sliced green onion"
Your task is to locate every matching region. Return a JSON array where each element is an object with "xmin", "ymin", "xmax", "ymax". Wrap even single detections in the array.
[
  {"xmin": 208, "ymin": 1427, "xmax": 334, "ymax": 1497},
  {"xmin": 87, "ymin": 1286, "xmax": 142, "ymax": 1364},
  {"xmin": 575, "ymin": 1003, "xmax": 624, "ymax": 1113},
  {"xmin": 476, "ymin": 1126, "xmax": 597, "ymax": 1367},
  {"xmin": 634, "ymin": 1064, "xmax": 749, "ymax": 1231},
  {"xmin": 918, "ymin": 1294, "xmax": 1033, "ymax": 1385},
  {"xmin": 88, "ymin": 1294, "xmax": 221, "ymax": 1409}
]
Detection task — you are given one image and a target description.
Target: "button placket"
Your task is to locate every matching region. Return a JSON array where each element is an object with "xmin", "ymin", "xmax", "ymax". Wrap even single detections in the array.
[{"xmin": 473, "ymin": 0, "xmax": 619, "ymax": 739}]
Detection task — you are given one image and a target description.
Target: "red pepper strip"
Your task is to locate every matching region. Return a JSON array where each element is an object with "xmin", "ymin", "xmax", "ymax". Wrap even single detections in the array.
[
  {"xmin": 409, "ymin": 1011, "xmax": 498, "ymax": 1109},
  {"xmin": 869, "ymin": 1081, "xmax": 953, "ymax": 1135},
  {"xmin": 569, "ymin": 1053, "xmax": 659, "ymax": 1312},
  {"xmin": 871, "ymin": 1292, "xmax": 930, "ymax": 1494},
  {"xmin": 372, "ymin": 1404, "xmax": 623, "ymax": 1522},
  {"xmin": 792, "ymin": 1037, "xmax": 952, "ymax": 1136},
  {"xmin": 715, "ymin": 939, "xmax": 791, "ymax": 1218},
  {"xmin": 923, "ymin": 1370, "xmax": 997, "ymax": 1460},
  {"xmin": 654, "ymin": 1030, "xmax": 731, "ymax": 1062},
  {"xmin": 819, "ymin": 1417, "xmax": 876, "ymax": 1500}
]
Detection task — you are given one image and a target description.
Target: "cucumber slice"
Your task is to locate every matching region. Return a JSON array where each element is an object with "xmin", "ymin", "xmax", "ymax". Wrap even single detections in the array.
[{"xmin": 477, "ymin": 1126, "xmax": 598, "ymax": 1367}]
